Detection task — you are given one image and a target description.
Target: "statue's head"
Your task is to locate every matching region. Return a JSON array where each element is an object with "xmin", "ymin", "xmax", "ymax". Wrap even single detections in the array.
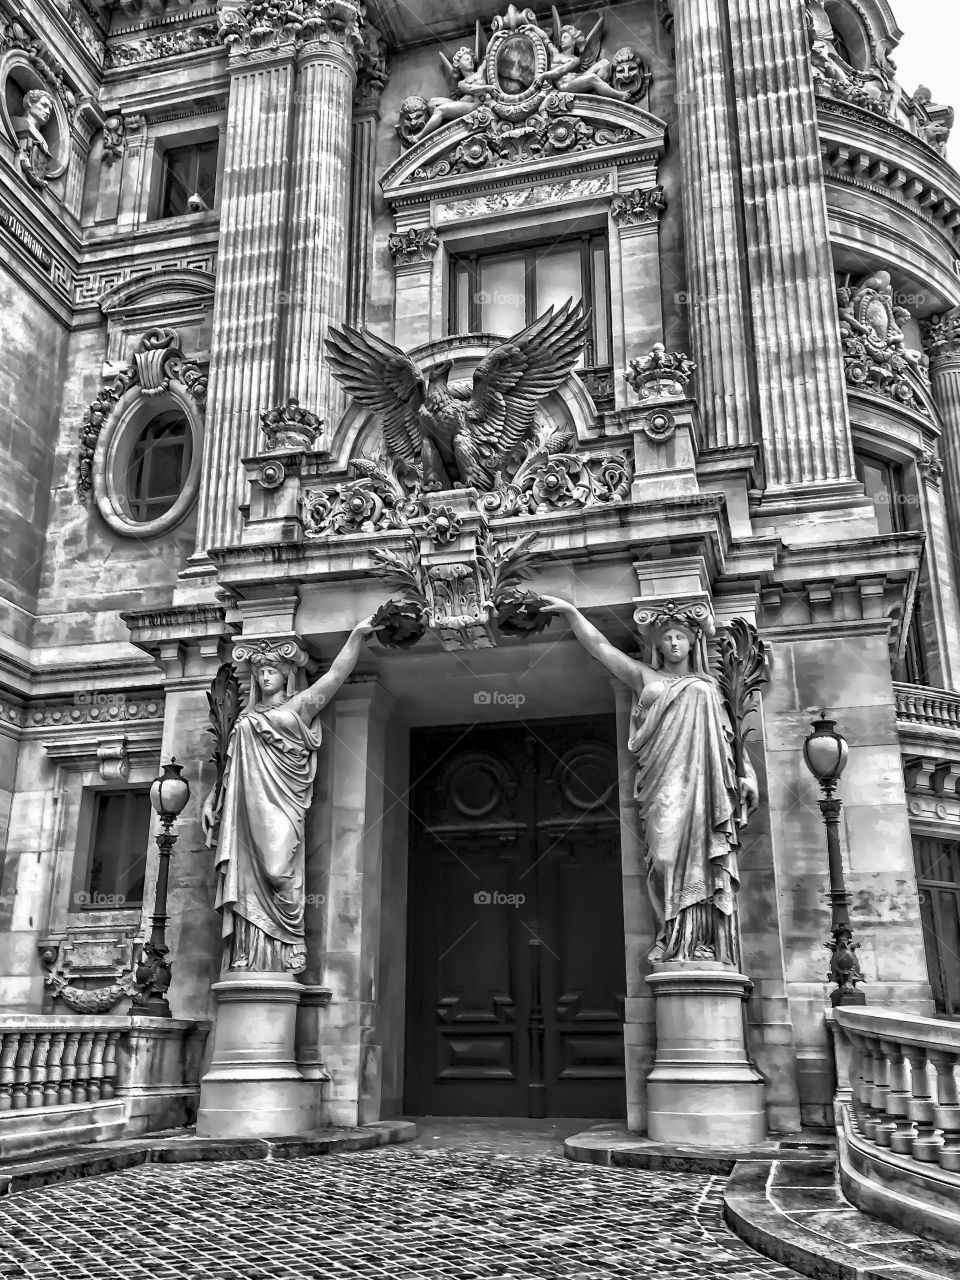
[
  {"xmin": 611, "ymin": 46, "xmax": 646, "ymax": 96},
  {"xmin": 252, "ymin": 660, "xmax": 293, "ymax": 696},
  {"xmin": 452, "ymin": 46, "xmax": 475, "ymax": 73},
  {"xmin": 653, "ymin": 622, "xmax": 695, "ymax": 666},
  {"xmin": 559, "ymin": 24, "xmax": 581, "ymax": 51},
  {"xmin": 22, "ymin": 88, "xmax": 53, "ymax": 127},
  {"xmin": 397, "ymin": 95, "xmax": 430, "ymax": 146}
]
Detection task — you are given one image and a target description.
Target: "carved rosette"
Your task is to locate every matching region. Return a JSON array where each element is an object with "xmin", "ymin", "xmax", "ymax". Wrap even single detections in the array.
[
  {"xmin": 303, "ymin": 454, "xmax": 423, "ymax": 536},
  {"xmin": 837, "ymin": 271, "xmax": 930, "ymax": 413},
  {"xmin": 76, "ymin": 329, "xmax": 207, "ymax": 503},
  {"xmin": 610, "ymin": 185, "xmax": 666, "ymax": 227},
  {"xmin": 388, "ymin": 227, "xmax": 439, "ymax": 267},
  {"xmin": 625, "ymin": 343, "xmax": 696, "ymax": 400}
]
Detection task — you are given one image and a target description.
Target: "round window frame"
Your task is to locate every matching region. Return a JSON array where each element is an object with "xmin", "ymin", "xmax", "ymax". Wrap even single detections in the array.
[
  {"xmin": 0, "ymin": 53, "xmax": 70, "ymax": 182},
  {"xmin": 93, "ymin": 383, "xmax": 202, "ymax": 538}
]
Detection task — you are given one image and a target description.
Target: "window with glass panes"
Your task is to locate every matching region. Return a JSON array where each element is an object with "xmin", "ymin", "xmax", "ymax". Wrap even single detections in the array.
[
  {"xmin": 158, "ymin": 140, "xmax": 218, "ymax": 219},
  {"xmin": 449, "ymin": 235, "xmax": 612, "ymax": 402},
  {"xmin": 914, "ymin": 836, "xmax": 960, "ymax": 1017},
  {"xmin": 854, "ymin": 450, "xmax": 928, "ymax": 684},
  {"xmin": 124, "ymin": 412, "xmax": 193, "ymax": 523},
  {"xmin": 82, "ymin": 790, "xmax": 151, "ymax": 907}
]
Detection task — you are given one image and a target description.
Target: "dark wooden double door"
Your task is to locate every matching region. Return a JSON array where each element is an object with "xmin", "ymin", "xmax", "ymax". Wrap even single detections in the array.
[{"xmin": 404, "ymin": 717, "xmax": 626, "ymax": 1117}]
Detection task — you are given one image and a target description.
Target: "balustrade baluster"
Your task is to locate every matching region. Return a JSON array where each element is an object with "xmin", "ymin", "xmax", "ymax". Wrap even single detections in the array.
[
  {"xmin": 929, "ymin": 1049, "xmax": 960, "ymax": 1174},
  {"xmin": 44, "ymin": 1033, "xmax": 66, "ymax": 1107},
  {"xmin": 881, "ymin": 1038, "xmax": 916, "ymax": 1154},
  {"xmin": 86, "ymin": 1032, "xmax": 108, "ymax": 1102},
  {"xmin": 59, "ymin": 1032, "xmax": 79, "ymax": 1104},
  {"xmin": 73, "ymin": 1032, "xmax": 93, "ymax": 1104},
  {"xmin": 27, "ymin": 1033, "xmax": 51, "ymax": 1108},
  {"xmin": 101, "ymin": 1032, "xmax": 119, "ymax": 1100},
  {"xmin": 866, "ymin": 1038, "xmax": 892, "ymax": 1142},
  {"xmin": 903, "ymin": 1045, "xmax": 943, "ymax": 1162},
  {"xmin": 0, "ymin": 1033, "xmax": 20, "ymax": 1111},
  {"xmin": 12, "ymin": 1034, "xmax": 35, "ymax": 1110}
]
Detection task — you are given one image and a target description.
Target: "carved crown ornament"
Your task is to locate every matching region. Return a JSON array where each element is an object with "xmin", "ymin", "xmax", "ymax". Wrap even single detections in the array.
[
  {"xmin": 625, "ymin": 343, "xmax": 696, "ymax": 400},
  {"xmin": 836, "ymin": 271, "xmax": 933, "ymax": 416},
  {"xmin": 382, "ymin": 4, "xmax": 660, "ymax": 191},
  {"xmin": 76, "ymin": 328, "xmax": 207, "ymax": 504}
]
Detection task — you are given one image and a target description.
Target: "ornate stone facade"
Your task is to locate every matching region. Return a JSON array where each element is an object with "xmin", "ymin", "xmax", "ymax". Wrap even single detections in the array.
[{"xmin": 0, "ymin": 0, "xmax": 958, "ymax": 1154}]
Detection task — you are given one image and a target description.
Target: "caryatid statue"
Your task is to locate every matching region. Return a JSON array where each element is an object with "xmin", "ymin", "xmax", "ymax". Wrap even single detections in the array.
[
  {"xmin": 201, "ymin": 619, "xmax": 379, "ymax": 974},
  {"xmin": 540, "ymin": 597, "xmax": 759, "ymax": 966}
]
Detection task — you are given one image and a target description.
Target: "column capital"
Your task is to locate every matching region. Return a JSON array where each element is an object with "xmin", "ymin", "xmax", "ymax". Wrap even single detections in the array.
[
  {"xmin": 923, "ymin": 308, "xmax": 960, "ymax": 376},
  {"xmin": 218, "ymin": 0, "xmax": 365, "ymax": 65}
]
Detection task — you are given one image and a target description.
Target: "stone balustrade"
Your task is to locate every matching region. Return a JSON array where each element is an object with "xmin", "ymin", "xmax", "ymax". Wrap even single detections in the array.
[
  {"xmin": 0, "ymin": 1019, "xmax": 122, "ymax": 1110},
  {"xmin": 832, "ymin": 1007, "xmax": 960, "ymax": 1246},
  {"xmin": 894, "ymin": 681, "xmax": 960, "ymax": 732}
]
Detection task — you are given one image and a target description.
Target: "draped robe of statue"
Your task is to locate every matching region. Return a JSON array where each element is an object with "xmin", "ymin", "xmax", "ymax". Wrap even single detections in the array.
[
  {"xmin": 213, "ymin": 699, "xmax": 321, "ymax": 973},
  {"xmin": 628, "ymin": 670, "xmax": 742, "ymax": 966}
]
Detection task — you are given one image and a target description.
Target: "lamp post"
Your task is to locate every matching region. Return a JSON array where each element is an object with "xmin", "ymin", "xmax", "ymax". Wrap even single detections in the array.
[
  {"xmin": 132, "ymin": 759, "xmax": 191, "ymax": 1017},
  {"xmin": 802, "ymin": 714, "xmax": 866, "ymax": 1007}
]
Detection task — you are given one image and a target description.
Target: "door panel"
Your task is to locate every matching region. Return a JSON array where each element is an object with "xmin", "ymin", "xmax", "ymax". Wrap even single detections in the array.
[{"xmin": 405, "ymin": 716, "xmax": 626, "ymax": 1117}]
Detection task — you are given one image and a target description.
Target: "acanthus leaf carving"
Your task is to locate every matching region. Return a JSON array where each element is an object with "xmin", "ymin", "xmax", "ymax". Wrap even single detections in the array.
[
  {"xmin": 610, "ymin": 185, "xmax": 666, "ymax": 227},
  {"xmin": 478, "ymin": 424, "xmax": 631, "ymax": 516},
  {"xmin": 387, "ymin": 226, "xmax": 439, "ymax": 266}
]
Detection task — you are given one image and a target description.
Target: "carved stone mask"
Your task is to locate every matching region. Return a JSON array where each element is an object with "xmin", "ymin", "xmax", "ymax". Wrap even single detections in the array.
[
  {"xmin": 612, "ymin": 48, "xmax": 645, "ymax": 96},
  {"xmin": 398, "ymin": 95, "xmax": 430, "ymax": 144}
]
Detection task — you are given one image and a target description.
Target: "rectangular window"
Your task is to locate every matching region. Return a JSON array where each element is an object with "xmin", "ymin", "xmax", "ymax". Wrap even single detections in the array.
[
  {"xmin": 449, "ymin": 234, "xmax": 612, "ymax": 393},
  {"xmin": 914, "ymin": 836, "xmax": 960, "ymax": 1016},
  {"xmin": 158, "ymin": 140, "xmax": 219, "ymax": 219},
  {"xmin": 855, "ymin": 450, "xmax": 928, "ymax": 684},
  {"xmin": 80, "ymin": 790, "xmax": 151, "ymax": 909}
]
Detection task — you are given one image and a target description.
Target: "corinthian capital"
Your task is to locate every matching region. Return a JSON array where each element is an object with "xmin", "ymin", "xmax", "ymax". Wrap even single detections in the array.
[
  {"xmin": 922, "ymin": 308, "xmax": 960, "ymax": 373},
  {"xmin": 218, "ymin": 0, "xmax": 364, "ymax": 60}
]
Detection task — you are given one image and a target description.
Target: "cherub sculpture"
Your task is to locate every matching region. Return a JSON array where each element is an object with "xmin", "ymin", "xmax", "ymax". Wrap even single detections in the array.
[
  {"xmin": 325, "ymin": 302, "xmax": 588, "ymax": 493},
  {"xmin": 397, "ymin": 24, "xmax": 491, "ymax": 147},
  {"xmin": 545, "ymin": 9, "xmax": 632, "ymax": 101}
]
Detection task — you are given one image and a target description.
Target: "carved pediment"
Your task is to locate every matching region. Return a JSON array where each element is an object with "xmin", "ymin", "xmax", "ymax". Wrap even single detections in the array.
[{"xmin": 382, "ymin": 92, "xmax": 666, "ymax": 195}]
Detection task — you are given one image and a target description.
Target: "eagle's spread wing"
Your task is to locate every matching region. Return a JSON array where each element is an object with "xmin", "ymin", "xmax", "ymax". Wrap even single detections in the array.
[
  {"xmin": 325, "ymin": 326, "xmax": 424, "ymax": 463},
  {"xmin": 466, "ymin": 301, "xmax": 589, "ymax": 479}
]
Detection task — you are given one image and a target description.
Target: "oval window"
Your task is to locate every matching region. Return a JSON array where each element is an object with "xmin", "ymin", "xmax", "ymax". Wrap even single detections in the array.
[{"xmin": 123, "ymin": 411, "xmax": 193, "ymax": 523}]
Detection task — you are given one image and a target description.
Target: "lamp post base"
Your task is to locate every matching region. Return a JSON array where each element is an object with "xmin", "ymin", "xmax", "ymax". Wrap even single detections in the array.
[
  {"xmin": 196, "ymin": 972, "xmax": 320, "ymax": 1138},
  {"xmin": 645, "ymin": 962, "xmax": 767, "ymax": 1147}
]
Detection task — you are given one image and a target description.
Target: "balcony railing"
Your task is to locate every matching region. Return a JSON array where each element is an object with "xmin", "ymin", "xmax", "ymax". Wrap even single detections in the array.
[
  {"xmin": 0, "ymin": 1018, "xmax": 123, "ymax": 1111},
  {"xmin": 894, "ymin": 682, "xmax": 960, "ymax": 733},
  {"xmin": 833, "ymin": 1008, "xmax": 960, "ymax": 1173}
]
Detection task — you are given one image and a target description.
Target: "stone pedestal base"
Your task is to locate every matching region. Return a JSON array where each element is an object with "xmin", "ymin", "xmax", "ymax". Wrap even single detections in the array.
[
  {"xmin": 196, "ymin": 972, "xmax": 319, "ymax": 1138},
  {"xmin": 645, "ymin": 962, "xmax": 766, "ymax": 1146}
]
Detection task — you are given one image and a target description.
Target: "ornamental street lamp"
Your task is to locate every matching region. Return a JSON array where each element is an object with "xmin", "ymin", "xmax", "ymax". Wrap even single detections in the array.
[
  {"xmin": 802, "ymin": 715, "xmax": 866, "ymax": 1007},
  {"xmin": 132, "ymin": 759, "xmax": 191, "ymax": 1017}
]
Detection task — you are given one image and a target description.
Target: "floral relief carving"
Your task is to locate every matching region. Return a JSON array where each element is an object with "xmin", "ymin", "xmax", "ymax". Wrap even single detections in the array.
[
  {"xmin": 610, "ymin": 185, "xmax": 666, "ymax": 227},
  {"xmin": 479, "ymin": 426, "xmax": 631, "ymax": 516},
  {"xmin": 387, "ymin": 227, "xmax": 439, "ymax": 267}
]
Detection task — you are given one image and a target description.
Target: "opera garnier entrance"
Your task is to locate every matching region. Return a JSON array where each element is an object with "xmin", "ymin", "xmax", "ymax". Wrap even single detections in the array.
[{"xmin": 405, "ymin": 717, "xmax": 625, "ymax": 1118}]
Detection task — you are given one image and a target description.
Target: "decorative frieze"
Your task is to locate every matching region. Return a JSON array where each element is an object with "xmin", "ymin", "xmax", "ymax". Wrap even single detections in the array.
[
  {"xmin": 433, "ymin": 175, "xmax": 612, "ymax": 225},
  {"xmin": 74, "ymin": 253, "xmax": 217, "ymax": 307},
  {"xmin": 104, "ymin": 25, "xmax": 220, "ymax": 68},
  {"xmin": 610, "ymin": 184, "xmax": 666, "ymax": 227},
  {"xmin": 24, "ymin": 691, "xmax": 164, "ymax": 730},
  {"xmin": 387, "ymin": 227, "xmax": 438, "ymax": 267},
  {"xmin": 303, "ymin": 454, "xmax": 422, "ymax": 537},
  {"xmin": 837, "ymin": 271, "xmax": 931, "ymax": 414},
  {"xmin": 625, "ymin": 343, "xmax": 696, "ymax": 400},
  {"xmin": 259, "ymin": 397, "xmax": 322, "ymax": 451}
]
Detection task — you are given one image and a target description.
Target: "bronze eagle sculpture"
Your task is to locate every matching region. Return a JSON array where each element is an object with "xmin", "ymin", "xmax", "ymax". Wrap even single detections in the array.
[{"xmin": 324, "ymin": 301, "xmax": 589, "ymax": 492}]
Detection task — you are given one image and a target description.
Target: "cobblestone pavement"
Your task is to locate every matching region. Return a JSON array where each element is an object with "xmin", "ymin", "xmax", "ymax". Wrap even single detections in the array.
[{"xmin": 0, "ymin": 1138, "xmax": 804, "ymax": 1279}]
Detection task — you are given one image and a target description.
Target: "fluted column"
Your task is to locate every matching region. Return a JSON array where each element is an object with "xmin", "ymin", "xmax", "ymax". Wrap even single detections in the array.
[
  {"xmin": 668, "ymin": 0, "xmax": 755, "ymax": 451},
  {"xmin": 925, "ymin": 309, "xmax": 960, "ymax": 588},
  {"xmin": 347, "ymin": 51, "xmax": 387, "ymax": 326},
  {"xmin": 195, "ymin": 34, "xmax": 297, "ymax": 556},
  {"xmin": 282, "ymin": 21, "xmax": 363, "ymax": 431},
  {"xmin": 725, "ymin": 0, "xmax": 855, "ymax": 486}
]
